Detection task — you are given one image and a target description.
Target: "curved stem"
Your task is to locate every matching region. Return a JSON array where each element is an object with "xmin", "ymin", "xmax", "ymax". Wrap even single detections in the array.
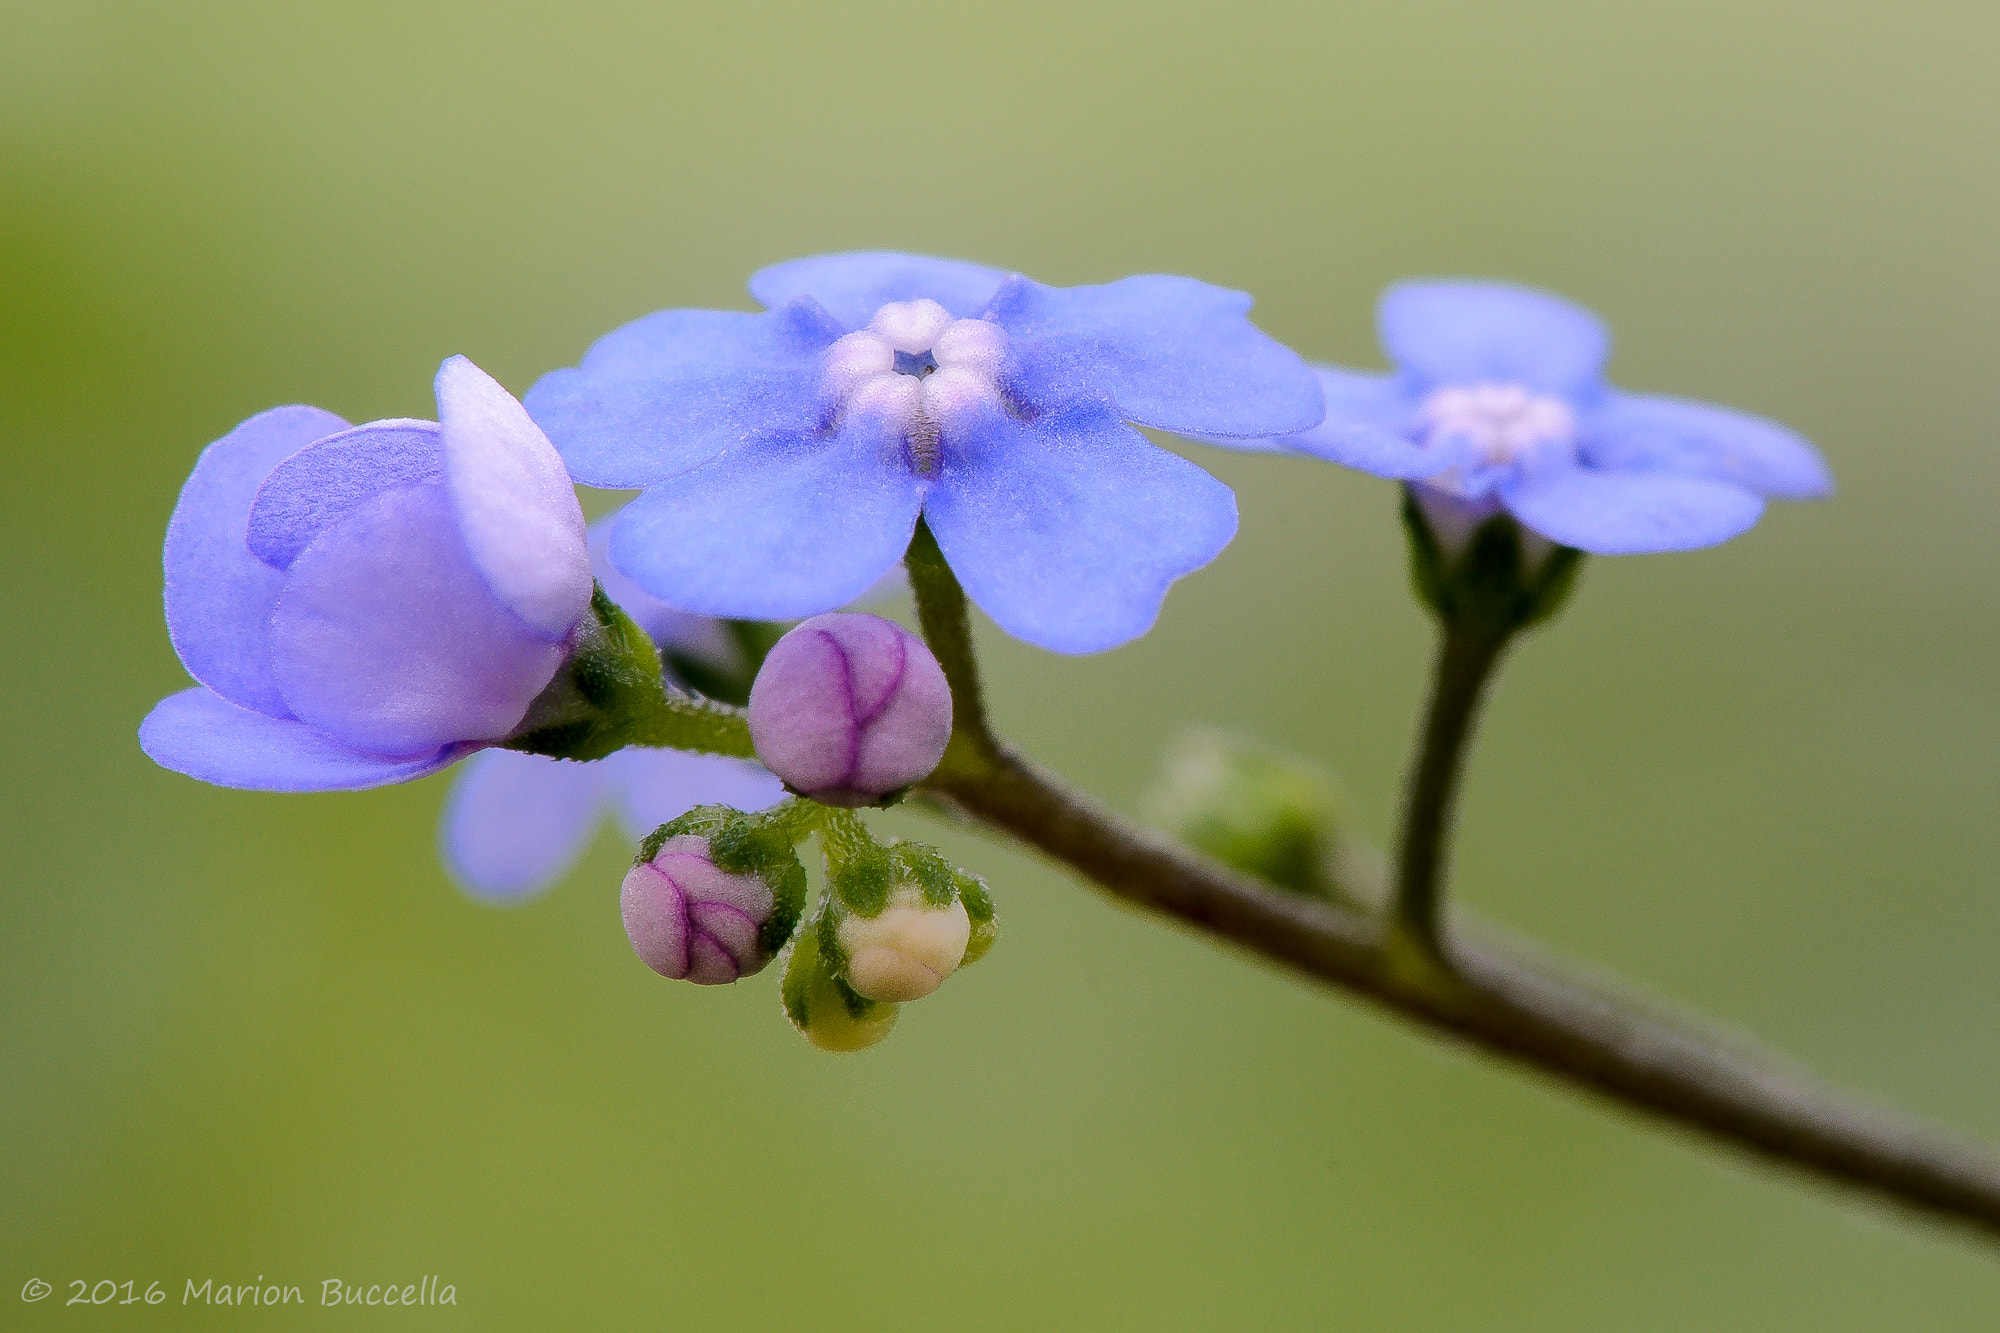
[
  {"xmin": 1393, "ymin": 621, "xmax": 1511, "ymax": 952},
  {"xmin": 923, "ymin": 740, "xmax": 2000, "ymax": 1240},
  {"xmin": 903, "ymin": 543, "xmax": 2000, "ymax": 1242}
]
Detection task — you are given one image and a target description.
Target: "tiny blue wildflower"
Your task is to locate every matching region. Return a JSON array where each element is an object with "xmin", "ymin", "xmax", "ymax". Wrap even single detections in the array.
[
  {"xmin": 1223, "ymin": 281, "xmax": 1833, "ymax": 553},
  {"xmin": 526, "ymin": 252, "xmax": 1324, "ymax": 653},
  {"xmin": 440, "ymin": 514, "xmax": 785, "ymax": 904},
  {"xmin": 140, "ymin": 357, "xmax": 593, "ymax": 791}
]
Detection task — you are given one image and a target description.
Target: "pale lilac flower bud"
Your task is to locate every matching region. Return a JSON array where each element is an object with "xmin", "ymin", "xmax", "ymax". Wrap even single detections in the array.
[
  {"xmin": 746, "ymin": 613, "xmax": 951, "ymax": 807},
  {"xmin": 620, "ymin": 834, "xmax": 780, "ymax": 984}
]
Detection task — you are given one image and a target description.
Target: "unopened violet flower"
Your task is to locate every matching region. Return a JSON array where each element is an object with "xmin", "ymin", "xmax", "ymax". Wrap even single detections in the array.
[
  {"xmin": 746, "ymin": 613, "xmax": 951, "ymax": 807},
  {"xmin": 441, "ymin": 512, "xmax": 785, "ymax": 904},
  {"xmin": 621, "ymin": 834, "xmax": 790, "ymax": 984},
  {"xmin": 140, "ymin": 357, "xmax": 593, "ymax": 790},
  {"xmin": 1224, "ymin": 282, "xmax": 1833, "ymax": 553},
  {"xmin": 526, "ymin": 251, "xmax": 1325, "ymax": 654}
]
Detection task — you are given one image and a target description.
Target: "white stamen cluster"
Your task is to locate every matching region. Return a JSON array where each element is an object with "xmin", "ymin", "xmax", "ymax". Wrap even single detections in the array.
[
  {"xmin": 818, "ymin": 299, "xmax": 1009, "ymax": 475},
  {"xmin": 1417, "ymin": 383, "xmax": 1577, "ymax": 490}
]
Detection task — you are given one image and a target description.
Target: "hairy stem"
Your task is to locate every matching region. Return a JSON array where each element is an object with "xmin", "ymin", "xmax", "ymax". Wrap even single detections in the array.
[
  {"xmin": 905, "ymin": 546, "xmax": 2000, "ymax": 1241},
  {"xmin": 904, "ymin": 518, "xmax": 999, "ymax": 764},
  {"xmin": 627, "ymin": 691, "xmax": 755, "ymax": 758},
  {"xmin": 1393, "ymin": 620, "xmax": 1511, "ymax": 952}
]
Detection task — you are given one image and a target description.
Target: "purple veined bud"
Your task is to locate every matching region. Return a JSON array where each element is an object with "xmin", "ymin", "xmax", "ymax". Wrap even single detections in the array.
[
  {"xmin": 620, "ymin": 835, "xmax": 780, "ymax": 984},
  {"xmin": 746, "ymin": 613, "xmax": 951, "ymax": 807}
]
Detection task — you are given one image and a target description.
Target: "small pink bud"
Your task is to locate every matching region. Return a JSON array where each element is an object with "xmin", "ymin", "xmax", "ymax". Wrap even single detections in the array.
[
  {"xmin": 746, "ymin": 613, "xmax": 951, "ymax": 807},
  {"xmin": 620, "ymin": 835, "xmax": 778, "ymax": 984}
]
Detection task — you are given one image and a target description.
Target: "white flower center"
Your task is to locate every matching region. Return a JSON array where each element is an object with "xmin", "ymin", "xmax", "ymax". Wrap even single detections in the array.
[
  {"xmin": 817, "ymin": 299, "xmax": 1008, "ymax": 476},
  {"xmin": 1417, "ymin": 382, "xmax": 1577, "ymax": 493}
]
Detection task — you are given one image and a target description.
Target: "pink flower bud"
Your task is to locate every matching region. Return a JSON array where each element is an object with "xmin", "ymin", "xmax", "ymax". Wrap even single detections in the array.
[
  {"xmin": 619, "ymin": 835, "xmax": 778, "ymax": 984},
  {"xmin": 746, "ymin": 613, "xmax": 951, "ymax": 807}
]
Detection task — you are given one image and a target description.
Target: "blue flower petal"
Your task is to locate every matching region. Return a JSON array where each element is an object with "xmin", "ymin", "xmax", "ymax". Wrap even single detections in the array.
[
  {"xmin": 140, "ymin": 687, "xmax": 463, "ymax": 791},
  {"xmin": 988, "ymin": 274, "xmax": 1323, "ymax": 438},
  {"xmin": 526, "ymin": 301, "xmax": 842, "ymax": 487},
  {"xmin": 608, "ymin": 748, "xmax": 786, "ymax": 840},
  {"xmin": 1500, "ymin": 463, "xmax": 1765, "ymax": 554},
  {"xmin": 436, "ymin": 356, "xmax": 592, "ymax": 639},
  {"xmin": 246, "ymin": 420, "xmax": 441, "ymax": 569},
  {"xmin": 165, "ymin": 404, "xmax": 350, "ymax": 719},
  {"xmin": 269, "ymin": 485, "xmax": 567, "ymax": 754},
  {"xmin": 587, "ymin": 515, "xmax": 738, "ymax": 665},
  {"xmin": 439, "ymin": 748, "xmax": 612, "ymax": 904},
  {"xmin": 1380, "ymin": 281, "xmax": 1610, "ymax": 401},
  {"xmin": 1268, "ymin": 366, "xmax": 1450, "ymax": 478},
  {"xmin": 607, "ymin": 423, "xmax": 928, "ymax": 621},
  {"xmin": 1585, "ymin": 393, "xmax": 1834, "ymax": 501},
  {"xmin": 749, "ymin": 251, "xmax": 1011, "ymax": 328},
  {"xmin": 922, "ymin": 398, "xmax": 1237, "ymax": 654}
]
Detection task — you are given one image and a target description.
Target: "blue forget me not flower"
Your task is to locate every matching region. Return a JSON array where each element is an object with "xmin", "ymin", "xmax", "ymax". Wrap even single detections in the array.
[
  {"xmin": 1224, "ymin": 281, "xmax": 1832, "ymax": 553},
  {"xmin": 525, "ymin": 252, "xmax": 1324, "ymax": 654}
]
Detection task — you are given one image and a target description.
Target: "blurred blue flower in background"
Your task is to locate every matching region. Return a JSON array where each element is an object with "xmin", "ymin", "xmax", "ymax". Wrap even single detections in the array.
[
  {"xmin": 1223, "ymin": 281, "xmax": 1833, "ymax": 552},
  {"xmin": 141, "ymin": 357, "xmax": 593, "ymax": 790},
  {"xmin": 440, "ymin": 513, "xmax": 785, "ymax": 903},
  {"xmin": 442, "ymin": 747, "xmax": 782, "ymax": 905},
  {"xmin": 526, "ymin": 251, "xmax": 1324, "ymax": 653}
]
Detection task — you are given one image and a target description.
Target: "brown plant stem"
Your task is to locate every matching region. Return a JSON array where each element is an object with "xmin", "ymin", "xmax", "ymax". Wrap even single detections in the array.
[{"xmin": 900, "ymin": 526, "xmax": 2000, "ymax": 1242}]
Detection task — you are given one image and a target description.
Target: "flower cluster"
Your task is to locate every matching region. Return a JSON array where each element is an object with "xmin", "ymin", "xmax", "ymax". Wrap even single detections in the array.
[{"xmin": 139, "ymin": 250, "xmax": 1833, "ymax": 1052}]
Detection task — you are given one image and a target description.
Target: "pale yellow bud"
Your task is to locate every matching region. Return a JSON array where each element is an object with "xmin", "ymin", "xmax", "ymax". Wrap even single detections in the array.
[{"xmin": 836, "ymin": 889, "xmax": 972, "ymax": 1003}]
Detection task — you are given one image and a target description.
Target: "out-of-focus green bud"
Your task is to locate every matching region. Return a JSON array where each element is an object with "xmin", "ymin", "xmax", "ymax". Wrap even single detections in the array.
[
  {"xmin": 781, "ymin": 927, "xmax": 897, "ymax": 1052},
  {"xmin": 1146, "ymin": 728, "xmax": 1350, "ymax": 900}
]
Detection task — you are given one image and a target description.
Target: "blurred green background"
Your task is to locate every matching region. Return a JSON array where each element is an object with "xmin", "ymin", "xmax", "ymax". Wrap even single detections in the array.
[{"xmin": 5, "ymin": 0, "xmax": 1998, "ymax": 1326}]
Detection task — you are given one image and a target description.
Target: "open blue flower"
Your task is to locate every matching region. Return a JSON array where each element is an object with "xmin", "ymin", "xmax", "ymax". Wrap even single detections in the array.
[
  {"xmin": 140, "ymin": 357, "xmax": 594, "ymax": 791},
  {"xmin": 526, "ymin": 251, "xmax": 1324, "ymax": 653},
  {"xmin": 440, "ymin": 513, "xmax": 785, "ymax": 903},
  {"xmin": 1223, "ymin": 281, "xmax": 1833, "ymax": 553}
]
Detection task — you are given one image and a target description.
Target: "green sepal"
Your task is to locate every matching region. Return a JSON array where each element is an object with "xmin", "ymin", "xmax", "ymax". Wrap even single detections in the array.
[
  {"xmin": 813, "ymin": 900, "xmax": 849, "ymax": 976},
  {"xmin": 827, "ymin": 838, "xmax": 957, "ymax": 916},
  {"xmin": 955, "ymin": 870, "xmax": 998, "ymax": 967},
  {"xmin": 506, "ymin": 585, "xmax": 757, "ymax": 761},
  {"xmin": 504, "ymin": 584, "xmax": 672, "ymax": 762},
  {"xmin": 1401, "ymin": 489, "xmax": 1584, "ymax": 638},
  {"xmin": 635, "ymin": 803, "xmax": 736, "ymax": 864},
  {"xmin": 889, "ymin": 842, "xmax": 958, "ymax": 908},
  {"xmin": 828, "ymin": 842, "xmax": 894, "ymax": 916}
]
